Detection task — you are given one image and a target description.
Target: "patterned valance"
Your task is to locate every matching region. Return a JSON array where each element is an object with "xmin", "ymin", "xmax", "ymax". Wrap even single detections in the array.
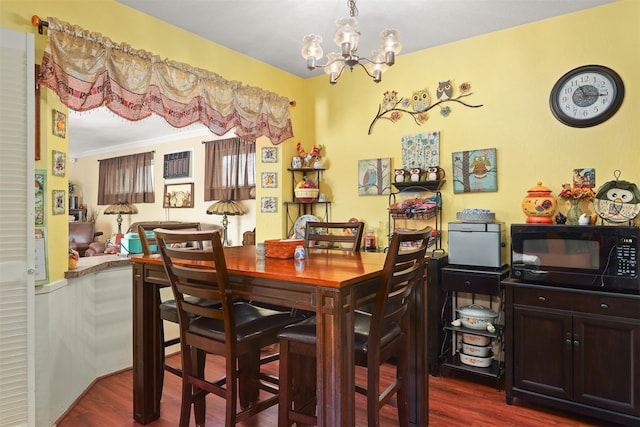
[{"xmin": 37, "ymin": 17, "xmax": 293, "ymax": 145}]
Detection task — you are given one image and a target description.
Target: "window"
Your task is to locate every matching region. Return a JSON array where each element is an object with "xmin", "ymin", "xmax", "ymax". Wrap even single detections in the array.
[
  {"xmin": 97, "ymin": 151, "xmax": 155, "ymax": 205},
  {"xmin": 204, "ymin": 137, "xmax": 256, "ymax": 201}
]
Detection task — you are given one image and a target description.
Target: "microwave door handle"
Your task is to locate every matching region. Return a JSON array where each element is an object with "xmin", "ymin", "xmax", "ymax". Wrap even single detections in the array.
[{"xmin": 530, "ymin": 269, "xmax": 549, "ymax": 275}]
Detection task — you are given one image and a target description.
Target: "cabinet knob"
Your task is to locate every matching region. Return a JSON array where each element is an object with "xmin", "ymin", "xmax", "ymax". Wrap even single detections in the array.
[
  {"xmin": 600, "ymin": 303, "xmax": 609, "ymax": 309},
  {"xmin": 565, "ymin": 338, "xmax": 573, "ymax": 347},
  {"xmin": 135, "ymin": 274, "xmax": 141, "ymax": 278},
  {"xmin": 537, "ymin": 296, "xmax": 546, "ymax": 302},
  {"xmin": 464, "ymin": 281, "xmax": 471, "ymax": 286}
]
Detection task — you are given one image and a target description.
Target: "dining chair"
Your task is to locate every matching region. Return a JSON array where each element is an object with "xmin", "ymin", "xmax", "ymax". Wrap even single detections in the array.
[
  {"xmin": 277, "ymin": 227, "xmax": 432, "ymax": 427},
  {"xmin": 137, "ymin": 224, "xmax": 220, "ymax": 384},
  {"xmin": 155, "ymin": 228, "xmax": 301, "ymax": 426},
  {"xmin": 303, "ymin": 221, "xmax": 365, "ymax": 252}
]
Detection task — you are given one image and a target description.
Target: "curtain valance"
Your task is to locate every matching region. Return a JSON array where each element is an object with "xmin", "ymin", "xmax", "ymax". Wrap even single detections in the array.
[{"xmin": 37, "ymin": 17, "xmax": 293, "ymax": 145}]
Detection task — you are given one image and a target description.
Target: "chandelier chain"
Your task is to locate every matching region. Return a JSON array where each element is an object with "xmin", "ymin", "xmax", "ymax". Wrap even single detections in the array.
[{"xmin": 347, "ymin": 0, "xmax": 358, "ymax": 17}]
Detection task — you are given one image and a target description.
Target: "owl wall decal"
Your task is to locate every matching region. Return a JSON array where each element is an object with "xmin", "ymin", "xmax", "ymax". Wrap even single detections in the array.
[
  {"xmin": 382, "ymin": 90, "xmax": 399, "ymax": 111},
  {"xmin": 410, "ymin": 89, "xmax": 430, "ymax": 112},
  {"xmin": 437, "ymin": 80, "xmax": 453, "ymax": 101}
]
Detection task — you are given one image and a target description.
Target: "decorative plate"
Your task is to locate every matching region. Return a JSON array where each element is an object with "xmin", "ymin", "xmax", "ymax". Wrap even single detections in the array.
[{"xmin": 292, "ymin": 214, "xmax": 320, "ymax": 239}]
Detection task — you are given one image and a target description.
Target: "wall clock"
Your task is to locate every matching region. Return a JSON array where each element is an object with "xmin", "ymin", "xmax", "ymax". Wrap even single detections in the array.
[{"xmin": 549, "ymin": 65, "xmax": 624, "ymax": 128}]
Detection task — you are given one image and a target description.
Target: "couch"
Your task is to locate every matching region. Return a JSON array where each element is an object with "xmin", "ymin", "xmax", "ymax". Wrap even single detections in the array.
[
  {"xmin": 69, "ymin": 222, "xmax": 105, "ymax": 257},
  {"xmin": 81, "ymin": 221, "xmax": 223, "ymax": 256}
]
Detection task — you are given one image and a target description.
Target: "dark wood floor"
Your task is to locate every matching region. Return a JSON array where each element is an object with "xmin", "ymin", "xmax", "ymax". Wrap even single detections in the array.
[{"xmin": 57, "ymin": 353, "xmax": 611, "ymax": 426}]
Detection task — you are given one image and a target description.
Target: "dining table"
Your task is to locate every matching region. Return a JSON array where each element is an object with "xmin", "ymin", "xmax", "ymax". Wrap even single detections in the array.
[{"xmin": 130, "ymin": 245, "xmax": 429, "ymax": 426}]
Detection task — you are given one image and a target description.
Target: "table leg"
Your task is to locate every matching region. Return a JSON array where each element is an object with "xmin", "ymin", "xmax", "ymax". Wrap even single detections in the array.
[
  {"xmin": 316, "ymin": 287, "xmax": 355, "ymax": 427},
  {"xmin": 132, "ymin": 264, "xmax": 162, "ymax": 424}
]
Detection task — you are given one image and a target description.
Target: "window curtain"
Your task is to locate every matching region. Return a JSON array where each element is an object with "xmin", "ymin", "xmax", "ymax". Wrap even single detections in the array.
[
  {"xmin": 98, "ymin": 152, "xmax": 155, "ymax": 205},
  {"xmin": 204, "ymin": 137, "xmax": 255, "ymax": 201},
  {"xmin": 37, "ymin": 17, "xmax": 293, "ymax": 145}
]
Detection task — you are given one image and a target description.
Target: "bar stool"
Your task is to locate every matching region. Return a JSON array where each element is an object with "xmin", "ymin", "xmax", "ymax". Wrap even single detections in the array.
[{"xmin": 277, "ymin": 228, "xmax": 432, "ymax": 427}]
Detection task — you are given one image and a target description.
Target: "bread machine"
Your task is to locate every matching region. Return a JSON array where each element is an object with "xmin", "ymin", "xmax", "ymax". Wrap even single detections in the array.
[{"xmin": 447, "ymin": 221, "xmax": 507, "ymax": 268}]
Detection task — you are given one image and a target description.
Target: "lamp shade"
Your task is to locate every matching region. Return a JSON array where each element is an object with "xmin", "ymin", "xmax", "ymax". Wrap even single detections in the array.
[
  {"xmin": 206, "ymin": 200, "xmax": 246, "ymax": 216},
  {"xmin": 104, "ymin": 202, "xmax": 138, "ymax": 215}
]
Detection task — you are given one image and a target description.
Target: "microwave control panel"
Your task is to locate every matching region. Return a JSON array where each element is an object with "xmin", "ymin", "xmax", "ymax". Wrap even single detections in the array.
[{"xmin": 615, "ymin": 237, "xmax": 637, "ymax": 277}]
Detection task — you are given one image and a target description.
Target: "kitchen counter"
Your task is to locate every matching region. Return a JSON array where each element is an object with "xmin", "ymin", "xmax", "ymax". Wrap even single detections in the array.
[{"xmin": 64, "ymin": 254, "xmax": 132, "ymax": 279}]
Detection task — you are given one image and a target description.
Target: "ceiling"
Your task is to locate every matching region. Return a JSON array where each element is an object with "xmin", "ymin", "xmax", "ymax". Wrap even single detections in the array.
[{"xmin": 68, "ymin": 0, "xmax": 616, "ymax": 158}]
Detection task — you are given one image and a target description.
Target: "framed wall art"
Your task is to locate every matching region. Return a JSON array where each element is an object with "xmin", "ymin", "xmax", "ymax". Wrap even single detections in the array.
[
  {"xmin": 452, "ymin": 148, "xmax": 497, "ymax": 194},
  {"xmin": 35, "ymin": 169, "xmax": 46, "ymax": 226},
  {"xmin": 261, "ymin": 147, "xmax": 277, "ymax": 163},
  {"xmin": 52, "ymin": 150, "xmax": 66, "ymax": 177},
  {"xmin": 52, "ymin": 189, "xmax": 65, "ymax": 215},
  {"xmin": 35, "ymin": 228, "xmax": 49, "ymax": 285},
  {"xmin": 52, "ymin": 109, "xmax": 66, "ymax": 138},
  {"xmin": 261, "ymin": 172, "xmax": 277, "ymax": 188},
  {"xmin": 260, "ymin": 197, "xmax": 277, "ymax": 213},
  {"xmin": 401, "ymin": 131, "xmax": 440, "ymax": 170},
  {"xmin": 358, "ymin": 158, "xmax": 391, "ymax": 196},
  {"xmin": 163, "ymin": 183, "xmax": 194, "ymax": 208}
]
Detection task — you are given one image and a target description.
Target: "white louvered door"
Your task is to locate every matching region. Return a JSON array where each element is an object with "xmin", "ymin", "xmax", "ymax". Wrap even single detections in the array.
[{"xmin": 0, "ymin": 28, "xmax": 35, "ymax": 427}]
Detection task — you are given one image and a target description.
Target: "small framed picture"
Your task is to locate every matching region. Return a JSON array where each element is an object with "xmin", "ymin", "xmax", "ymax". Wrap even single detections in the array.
[
  {"xmin": 52, "ymin": 109, "xmax": 66, "ymax": 138},
  {"xmin": 261, "ymin": 172, "xmax": 277, "ymax": 188},
  {"xmin": 52, "ymin": 150, "xmax": 66, "ymax": 177},
  {"xmin": 261, "ymin": 147, "xmax": 277, "ymax": 163},
  {"xmin": 52, "ymin": 189, "xmax": 65, "ymax": 215},
  {"xmin": 163, "ymin": 182, "xmax": 194, "ymax": 208},
  {"xmin": 261, "ymin": 197, "xmax": 277, "ymax": 213}
]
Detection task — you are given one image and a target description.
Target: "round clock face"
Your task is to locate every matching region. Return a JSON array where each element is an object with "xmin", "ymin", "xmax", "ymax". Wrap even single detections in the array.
[{"xmin": 549, "ymin": 65, "xmax": 624, "ymax": 128}]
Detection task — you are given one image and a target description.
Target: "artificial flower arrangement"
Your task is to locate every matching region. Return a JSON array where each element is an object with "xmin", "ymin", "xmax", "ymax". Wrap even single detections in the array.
[{"xmin": 558, "ymin": 183, "xmax": 596, "ymax": 201}]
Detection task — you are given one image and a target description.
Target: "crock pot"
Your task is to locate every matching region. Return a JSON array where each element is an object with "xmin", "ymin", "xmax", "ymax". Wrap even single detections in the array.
[{"xmin": 456, "ymin": 304, "xmax": 498, "ymax": 330}]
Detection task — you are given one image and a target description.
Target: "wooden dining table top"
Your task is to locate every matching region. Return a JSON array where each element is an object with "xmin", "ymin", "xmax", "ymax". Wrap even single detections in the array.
[{"xmin": 131, "ymin": 244, "xmax": 389, "ymax": 288}]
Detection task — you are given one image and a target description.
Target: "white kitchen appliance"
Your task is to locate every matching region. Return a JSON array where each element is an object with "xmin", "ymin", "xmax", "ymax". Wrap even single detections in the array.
[{"xmin": 448, "ymin": 222, "xmax": 507, "ymax": 268}]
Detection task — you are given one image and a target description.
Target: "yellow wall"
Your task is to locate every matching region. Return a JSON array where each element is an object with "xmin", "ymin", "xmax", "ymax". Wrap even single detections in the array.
[
  {"xmin": 309, "ymin": 0, "xmax": 639, "ymax": 240},
  {"xmin": 2, "ymin": 0, "xmax": 639, "ymax": 283}
]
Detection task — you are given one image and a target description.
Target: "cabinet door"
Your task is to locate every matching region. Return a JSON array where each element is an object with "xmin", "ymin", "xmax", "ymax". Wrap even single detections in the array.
[
  {"xmin": 573, "ymin": 314, "xmax": 640, "ymax": 416},
  {"xmin": 513, "ymin": 306, "xmax": 572, "ymax": 400}
]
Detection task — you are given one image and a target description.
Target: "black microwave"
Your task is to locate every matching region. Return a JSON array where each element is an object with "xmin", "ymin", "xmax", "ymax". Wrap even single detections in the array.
[{"xmin": 510, "ymin": 224, "xmax": 639, "ymax": 294}]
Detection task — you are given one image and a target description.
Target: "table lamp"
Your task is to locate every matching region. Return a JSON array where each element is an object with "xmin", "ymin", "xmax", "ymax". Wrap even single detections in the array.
[
  {"xmin": 104, "ymin": 202, "xmax": 138, "ymax": 245},
  {"xmin": 206, "ymin": 200, "xmax": 246, "ymax": 246}
]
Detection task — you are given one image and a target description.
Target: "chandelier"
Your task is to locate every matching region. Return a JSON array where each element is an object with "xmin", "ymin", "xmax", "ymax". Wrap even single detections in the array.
[{"xmin": 301, "ymin": 0, "xmax": 402, "ymax": 84}]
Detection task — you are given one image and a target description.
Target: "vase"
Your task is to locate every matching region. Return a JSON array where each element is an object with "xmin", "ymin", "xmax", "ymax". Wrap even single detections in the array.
[
  {"xmin": 566, "ymin": 199, "xmax": 581, "ymax": 224},
  {"xmin": 68, "ymin": 257, "xmax": 78, "ymax": 270}
]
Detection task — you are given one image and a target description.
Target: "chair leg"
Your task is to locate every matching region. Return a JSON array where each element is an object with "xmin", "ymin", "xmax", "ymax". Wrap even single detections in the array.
[
  {"xmin": 367, "ymin": 363, "xmax": 381, "ymax": 427},
  {"xmin": 278, "ymin": 339, "xmax": 292, "ymax": 427},
  {"xmin": 238, "ymin": 344, "xmax": 261, "ymax": 408},
  {"xmin": 396, "ymin": 352, "xmax": 409, "ymax": 427},
  {"xmin": 193, "ymin": 348, "xmax": 207, "ymax": 426}
]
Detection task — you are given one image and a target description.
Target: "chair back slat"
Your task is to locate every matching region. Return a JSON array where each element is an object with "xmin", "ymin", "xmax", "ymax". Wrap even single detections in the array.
[
  {"xmin": 155, "ymin": 229, "xmax": 233, "ymax": 337},
  {"xmin": 304, "ymin": 221, "xmax": 365, "ymax": 252},
  {"xmin": 368, "ymin": 228, "xmax": 431, "ymax": 350}
]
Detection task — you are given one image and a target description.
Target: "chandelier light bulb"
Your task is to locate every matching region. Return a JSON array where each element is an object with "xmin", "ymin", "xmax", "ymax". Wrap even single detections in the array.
[
  {"xmin": 301, "ymin": 34, "xmax": 324, "ymax": 66},
  {"xmin": 380, "ymin": 29, "xmax": 402, "ymax": 54}
]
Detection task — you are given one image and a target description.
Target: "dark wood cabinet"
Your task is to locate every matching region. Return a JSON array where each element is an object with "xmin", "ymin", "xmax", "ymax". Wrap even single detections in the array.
[{"xmin": 504, "ymin": 280, "xmax": 640, "ymax": 426}]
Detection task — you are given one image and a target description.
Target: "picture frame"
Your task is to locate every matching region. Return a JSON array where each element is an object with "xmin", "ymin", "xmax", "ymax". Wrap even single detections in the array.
[
  {"xmin": 163, "ymin": 182, "xmax": 194, "ymax": 208},
  {"xmin": 35, "ymin": 228, "xmax": 49, "ymax": 285},
  {"xmin": 261, "ymin": 172, "xmax": 277, "ymax": 188},
  {"xmin": 358, "ymin": 158, "xmax": 392, "ymax": 196},
  {"xmin": 52, "ymin": 109, "xmax": 66, "ymax": 138},
  {"xmin": 452, "ymin": 148, "xmax": 498, "ymax": 193},
  {"xmin": 52, "ymin": 189, "xmax": 65, "ymax": 215},
  {"xmin": 261, "ymin": 146, "xmax": 277, "ymax": 163},
  {"xmin": 35, "ymin": 169, "xmax": 46, "ymax": 226},
  {"xmin": 260, "ymin": 197, "xmax": 277, "ymax": 213},
  {"xmin": 52, "ymin": 150, "xmax": 66, "ymax": 177}
]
